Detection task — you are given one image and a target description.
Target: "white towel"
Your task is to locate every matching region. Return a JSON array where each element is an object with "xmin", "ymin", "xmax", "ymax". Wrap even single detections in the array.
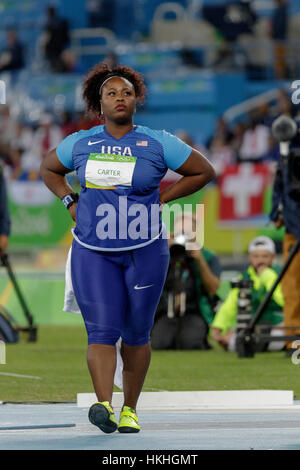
[
  {"xmin": 63, "ymin": 245, "xmax": 123, "ymax": 389},
  {"xmin": 114, "ymin": 337, "xmax": 123, "ymax": 390},
  {"xmin": 63, "ymin": 246, "xmax": 80, "ymax": 314}
]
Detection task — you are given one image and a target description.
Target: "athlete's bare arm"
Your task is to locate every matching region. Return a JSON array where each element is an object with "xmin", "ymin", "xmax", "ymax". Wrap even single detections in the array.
[{"xmin": 40, "ymin": 149, "xmax": 77, "ymax": 220}]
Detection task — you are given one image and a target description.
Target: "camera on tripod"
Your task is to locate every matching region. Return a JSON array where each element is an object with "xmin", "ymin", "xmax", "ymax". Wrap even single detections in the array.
[
  {"xmin": 230, "ymin": 278, "xmax": 256, "ymax": 357},
  {"xmin": 231, "ymin": 279, "xmax": 253, "ymax": 333}
]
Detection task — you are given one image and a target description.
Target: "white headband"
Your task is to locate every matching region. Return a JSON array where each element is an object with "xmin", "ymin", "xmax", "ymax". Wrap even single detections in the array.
[{"xmin": 99, "ymin": 75, "xmax": 132, "ymax": 96}]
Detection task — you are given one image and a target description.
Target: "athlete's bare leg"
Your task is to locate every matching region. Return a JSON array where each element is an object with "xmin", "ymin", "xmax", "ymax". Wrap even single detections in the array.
[
  {"xmin": 121, "ymin": 341, "xmax": 151, "ymax": 411},
  {"xmin": 86, "ymin": 344, "xmax": 116, "ymax": 404}
]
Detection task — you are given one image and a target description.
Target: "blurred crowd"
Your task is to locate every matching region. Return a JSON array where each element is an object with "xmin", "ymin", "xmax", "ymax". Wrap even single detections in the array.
[
  {"xmin": 0, "ymin": 105, "xmax": 100, "ymax": 179},
  {"xmin": 196, "ymin": 89, "xmax": 298, "ymax": 176},
  {"xmin": 0, "ymin": 2, "xmax": 295, "ymax": 181},
  {"xmin": 0, "ymin": 1, "xmax": 292, "ymax": 79},
  {"xmin": 0, "ymin": 6, "xmax": 85, "ymax": 75},
  {"xmin": 0, "ymin": 88, "xmax": 298, "ymax": 180}
]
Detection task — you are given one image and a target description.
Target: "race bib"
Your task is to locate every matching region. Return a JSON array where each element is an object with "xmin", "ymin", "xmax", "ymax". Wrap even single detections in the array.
[{"xmin": 85, "ymin": 153, "xmax": 137, "ymax": 188}]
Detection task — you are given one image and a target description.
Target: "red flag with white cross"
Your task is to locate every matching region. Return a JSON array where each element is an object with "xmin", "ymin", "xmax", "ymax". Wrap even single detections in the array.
[{"xmin": 218, "ymin": 163, "xmax": 272, "ymax": 221}]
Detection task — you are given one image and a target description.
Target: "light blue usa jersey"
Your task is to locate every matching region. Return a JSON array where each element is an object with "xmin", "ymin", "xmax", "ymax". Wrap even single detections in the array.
[{"xmin": 56, "ymin": 124, "xmax": 192, "ymax": 251}]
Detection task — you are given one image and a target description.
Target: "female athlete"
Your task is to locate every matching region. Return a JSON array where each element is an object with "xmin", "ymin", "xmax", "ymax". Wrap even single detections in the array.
[{"xmin": 40, "ymin": 62, "xmax": 216, "ymax": 434}]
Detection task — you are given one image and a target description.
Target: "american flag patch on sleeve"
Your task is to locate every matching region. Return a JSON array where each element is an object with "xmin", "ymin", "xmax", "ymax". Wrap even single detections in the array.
[{"xmin": 136, "ymin": 141, "xmax": 148, "ymax": 146}]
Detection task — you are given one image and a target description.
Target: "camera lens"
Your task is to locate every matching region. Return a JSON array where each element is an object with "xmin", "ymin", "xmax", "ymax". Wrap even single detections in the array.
[{"xmin": 170, "ymin": 243, "xmax": 186, "ymax": 259}]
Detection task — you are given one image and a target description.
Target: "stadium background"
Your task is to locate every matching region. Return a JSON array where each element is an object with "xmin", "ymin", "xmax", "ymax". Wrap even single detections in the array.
[{"xmin": 0, "ymin": 0, "xmax": 299, "ymax": 403}]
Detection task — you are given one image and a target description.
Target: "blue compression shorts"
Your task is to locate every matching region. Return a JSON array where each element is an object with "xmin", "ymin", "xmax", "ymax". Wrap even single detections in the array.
[{"xmin": 71, "ymin": 236, "xmax": 170, "ymax": 346}]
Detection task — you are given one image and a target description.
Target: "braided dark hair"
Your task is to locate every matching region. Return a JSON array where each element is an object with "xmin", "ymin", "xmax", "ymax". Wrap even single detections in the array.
[{"xmin": 82, "ymin": 62, "xmax": 147, "ymax": 117}]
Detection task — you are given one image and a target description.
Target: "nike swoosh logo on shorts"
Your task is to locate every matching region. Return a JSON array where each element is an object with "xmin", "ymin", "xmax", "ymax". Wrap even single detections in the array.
[
  {"xmin": 134, "ymin": 284, "xmax": 154, "ymax": 290},
  {"xmin": 88, "ymin": 139, "xmax": 105, "ymax": 145}
]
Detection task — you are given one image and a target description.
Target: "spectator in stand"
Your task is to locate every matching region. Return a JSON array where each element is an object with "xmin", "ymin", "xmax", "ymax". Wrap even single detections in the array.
[
  {"xmin": 0, "ymin": 29, "xmax": 24, "ymax": 72},
  {"xmin": 238, "ymin": 112, "xmax": 271, "ymax": 162},
  {"xmin": 248, "ymin": 102, "xmax": 280, "ymax": 161},
  {"xmin": 9, "ymin": 120, "xmax": 34, "ymax": 178},
  {"xmin": 103, "ymin": 52, "xmax": 118, "ymax": 69},
  {"xmin": 86, "ymin": 0, "xmax": 115, "ymax": 29},
  {"xmin": 0, "ymin": 105, "xmax": 17, "ymax": 155},
  {"xmin": 213, "ymin": 42, "xmax": 248, "ymax": 71},
  {"xmin": 206, "ymin": 118, "xmax": 235, "ymax": 174},
  {"xmin": 254, "ymin": 102, "xmax": 273, "ymax": 126},
  {"xmin": 75, "ymin": 110, "xmax": 101, "ymax": 131},
  {"xmin": 60, "ymin": 110, "xmax": 77, "ymax": 137},
  {"xmin": 2, "ymin": 114, "xmax": 66, "ymax": 177},
  {"xmin": 33, "ymin": 113, "xmax": 63, "ymax": 160},
  {"xmin": 60, "ymin": 49, "xmax": 85, "ymax": 74},
  {"xmin": 86, "ymin": 0, "xmax": 102, "ymax": 27},
  {"xmin": 262, "ymin": 134, "xmax": 281, "ymax": 162},
  {"xmin": 273, "ymin": 89, "xmax": 297, "ymax": 119},
  {"xmin": 268, "ymin": 0, "xmax": 289, "ymax": 79},
  {"xmin": 230, "ymin": 121, "xmax": 245, "ymax": 160},
  {"xmin": 42, "ymin": 6, "xmax": 69, "ymax": 72},
  {"xmin": 208, "ymin": 135, "xmax": 236, "ymax": 175},
  {"xmin": 175, "ymin": 131, "xmax": 207, "ymax": 156},
  {"xmin": 206, "ymin": 117, "xmax": 233, "ymax": 150},
  {"xmin": 0, "ymin": 105, "xmax": 18, "ymax": 172}
]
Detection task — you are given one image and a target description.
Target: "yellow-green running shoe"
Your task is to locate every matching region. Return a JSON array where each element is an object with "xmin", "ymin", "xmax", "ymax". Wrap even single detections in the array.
[
  {"xmin": 88, "ymin": 401, "xmax": 117, "ymax": 434},
  {"xmin": 118, "ymin": 406, "xmax": 141, "ymax": 433}
]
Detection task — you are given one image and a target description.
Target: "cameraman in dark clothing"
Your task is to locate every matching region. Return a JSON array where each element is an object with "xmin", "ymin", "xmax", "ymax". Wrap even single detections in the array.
[
  {"xmin": 270, "ymin": 119, "xmax": 300, "ymax": 355},
  {"xmin": 0, "ymin": 167, "xmax": 10, "ymax": 253},
  {"xmin": 151, "ymin": 214, "xmax": 221, "ymax": 350}
]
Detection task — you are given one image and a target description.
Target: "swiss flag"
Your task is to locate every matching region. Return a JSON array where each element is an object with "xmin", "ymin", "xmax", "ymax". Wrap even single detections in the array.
[{"xmin": 218, "ymin": 163, "xmax": 272, "ymax": 221}]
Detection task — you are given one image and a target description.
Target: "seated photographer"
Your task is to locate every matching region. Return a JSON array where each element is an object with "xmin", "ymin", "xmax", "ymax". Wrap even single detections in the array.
[
  {"xmin": 211, "ymin": 236, "xmax": 284, "ymax": 352},
  {"xmin": 151, "ymin": 213, "xmax": 221, "ymax": 350}
]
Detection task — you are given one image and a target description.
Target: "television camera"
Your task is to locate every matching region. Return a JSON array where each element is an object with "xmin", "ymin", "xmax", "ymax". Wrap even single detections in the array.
[{"xmin": 236, "ymin": 114, "xmax": 300, "ymax": 357}]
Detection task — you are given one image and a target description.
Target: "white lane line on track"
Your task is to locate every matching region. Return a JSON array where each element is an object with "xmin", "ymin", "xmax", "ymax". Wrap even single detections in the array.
[
  {"xmin": 0, "ymin": 372, "xmax": 41, "ymax": 380},
  {"xmin": 143, "ymin": 387, "xmax": 167, "ymax": 392}
]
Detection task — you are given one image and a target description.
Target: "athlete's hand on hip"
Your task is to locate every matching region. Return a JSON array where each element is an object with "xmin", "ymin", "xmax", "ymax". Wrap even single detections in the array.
[{"xmin": 68, "ymin": 203, "xmax": 77, "ymax": 221}]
